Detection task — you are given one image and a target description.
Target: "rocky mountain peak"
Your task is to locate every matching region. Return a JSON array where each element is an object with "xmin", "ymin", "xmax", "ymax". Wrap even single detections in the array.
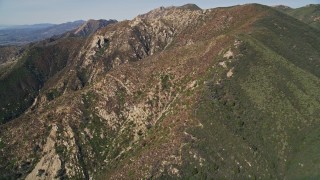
[
  {"xmin": 138, "ymin": 3, "xmax": 202, "ymax": 20},
  {"xmin": 177, "ymin": 3, "xmax": 202, "ymax": 11}
]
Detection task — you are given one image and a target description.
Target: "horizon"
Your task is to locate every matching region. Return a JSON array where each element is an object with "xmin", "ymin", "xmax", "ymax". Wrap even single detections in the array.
[{"xmin": 0, "ymin": 0, "xmax": 319, "ymax": 26}]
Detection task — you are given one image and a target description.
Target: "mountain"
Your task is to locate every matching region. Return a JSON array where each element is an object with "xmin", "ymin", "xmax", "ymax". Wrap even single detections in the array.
[
  {"xmin": 0, "ymin": 3, "xmax": 320, "ymax": 179},
  {"xmin": 178, "ymin": 3, "xmax": 202, "ymax": 10},
  {"xmin": 274, "ymin": 4, "xmax": 320, "ymax": 30},
  {"xmin": 0, "ymin": 20, "xmax": 85, "ymax": 45},
  {"xmin": 73, "ymin": 19, "xmax": 118, "ymax": 37},
  {"xmin": 0, "ymin": 25, "xmax": 13, "ymax": 30},
  {"xmin": 1, "ymin": 23, "xmax": 55, "ymax": 30},
  {"xmin": 0, "ymin": 19, "xmax": 117, "ymax": 124},
  {"xmin": 38, "ymin": 20, "xmax": 85, "ymax": 37}
]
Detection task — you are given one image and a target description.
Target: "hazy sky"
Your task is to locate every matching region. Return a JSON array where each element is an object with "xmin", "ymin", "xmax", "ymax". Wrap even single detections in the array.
[{"xmin": 0, "ymin": 0, "xmax": 319, "ymax": 25}]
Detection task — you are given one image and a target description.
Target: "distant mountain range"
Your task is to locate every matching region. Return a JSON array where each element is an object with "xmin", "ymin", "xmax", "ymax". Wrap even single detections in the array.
[
  {"xmin": 0, "ymin": 19, "xmax": 118, "ymax": 46},
  {"xmin": 0, "ymin": 21, "xmax": 85, "ymax": 45},
  {"xmin": 54, "ymin": 19, "xmax": 118, "ymax": 38},
  {"xmin": 0, "ymin": 23, "xmax": 55, "ymax": 30}
]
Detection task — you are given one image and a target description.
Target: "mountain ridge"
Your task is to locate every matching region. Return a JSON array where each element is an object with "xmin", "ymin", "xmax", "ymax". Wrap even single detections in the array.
[
  {"xmin": 0, "ymin": 20, "xmax": 112, "ymax": 46},
  {"xmin": 0, "ymin": 3, "xmax": 320, "ymax": 179},
  {"xmin": 274, "ymin": 4, "xmax": 320, "ymax": 30},
  {"xmin": 0, "ymin": 20, "xmax": 85, "ymax": 45}
]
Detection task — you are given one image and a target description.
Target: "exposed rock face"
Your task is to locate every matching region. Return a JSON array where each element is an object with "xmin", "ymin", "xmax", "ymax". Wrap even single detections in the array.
[
  {"xmin": 1, "ymin": 3, "xmax": 320, "ymax": 180},
  {"xmin": 25, "ymin": 125, "xmax": 61, "ymax": 180}
]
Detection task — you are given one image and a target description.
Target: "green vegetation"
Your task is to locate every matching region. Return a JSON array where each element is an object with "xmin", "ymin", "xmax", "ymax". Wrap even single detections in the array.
[
  {"xmin": 160, "ymin": 74, "xmax": 171, "ymax": 90},
  {"xmin": 0, "ymin": 139, "xmax": 4, "ymax": 149},
  {"xmin": 182, "ymin": 12, "xmax": 320, "ymax": 178},
  {"xmin": 77, "ymin": 68, "xmax": 88, "ymax": 87},
  {"xmin": 55, "ymin": 144, "xmax": 64, "ymax": 155},
  {"xmin": 275, "ymin": 4, "xmax": 320, "ymax": 30},
  {"xmin": 95, "ymin": 40, "xmax": 110, "ymax": 57},
  {"xmin": 73, "ymin": 90, "xmax": 131, "ymax": 176},
  {"xmin": 0, "ymin": 39, "xmax": 75, "ymax": 123},
  {"xmin": 134, "ymin": 90, "xmax": 145, "ymax": 101},
  {"xmin": 0, "ymin": 53, "xmax": 39, "ymax": 123},
  {"xmin": 116, "ymin": 87, "xmax": 127, "ymax": 110},
  {"xmin": 46, "ymin": 89, "xmax": 62, "ymax": 101}
]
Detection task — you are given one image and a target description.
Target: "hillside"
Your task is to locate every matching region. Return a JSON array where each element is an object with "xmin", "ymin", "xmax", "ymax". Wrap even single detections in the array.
[
  {"xmin": 0, "ymin": 3, "xmax": 320, "ymax": 179},
  {"xmin": 0, "ymin": 46, "xmax": 23, "ymax": 65},
  {"xmin": 0, "ymin": 19, "xmax": 117, "ymax": 124},
  {"xmin": 275, "ymin": 4, "xmax": 320, "ymax": 30}
]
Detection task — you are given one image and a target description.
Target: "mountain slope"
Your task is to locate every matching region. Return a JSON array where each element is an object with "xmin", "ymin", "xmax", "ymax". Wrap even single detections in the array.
[
  {"xmin": 0, "ymin": 3, "xmax": 320, "ymax": 179},
  {"xmin": 0, "ymin": 19, "xmax": 117, "ymax": 124},
  {"xmin": 189, "ymin": 9, "xmax": 320, "ymax": 178},
  {"xmin": 275, "ymin": 4, "xmax": 320, "ymax": 30},
  {"xmin": 0, "ymin": 37, "xmax": 85, "ymax": 124},
  {"xmin": 0, "ymin": 46, "xmax": 23, "ymax": 65}
]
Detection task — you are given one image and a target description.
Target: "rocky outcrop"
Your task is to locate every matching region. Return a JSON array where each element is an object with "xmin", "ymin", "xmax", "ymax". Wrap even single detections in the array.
[{"xmin": 26, "ymin": 125, "xmax": 62, "ymax": 180}]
